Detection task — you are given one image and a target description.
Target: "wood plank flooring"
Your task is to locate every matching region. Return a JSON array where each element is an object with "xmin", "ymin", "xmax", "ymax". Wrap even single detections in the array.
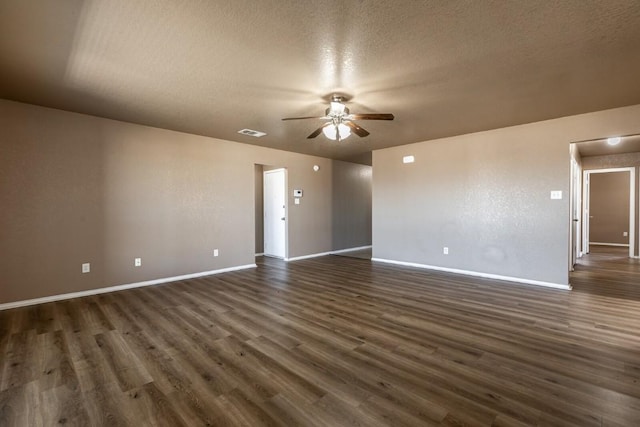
[{"xmin": 1, "ymin": 249, "xmax": 640, "ymax": 426}]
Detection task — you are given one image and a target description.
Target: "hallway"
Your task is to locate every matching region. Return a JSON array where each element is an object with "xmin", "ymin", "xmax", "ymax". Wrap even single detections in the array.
[{"xmin": 571, "ymin": 245, "xmax": 640, "ymax": 300}]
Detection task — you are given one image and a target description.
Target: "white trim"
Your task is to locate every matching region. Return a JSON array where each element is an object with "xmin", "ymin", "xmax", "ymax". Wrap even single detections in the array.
[
  {"xmin": 589, "ymin": 242, "xmax": 630, "ymax": 247},
  {"xmin": 0, "ymin": 264, "xmax": 257, "ymax": 311},
  {"xmin": 583, "ymin": 167, "xmax": 635, "ymax": 258},
  {"xmin": 330, "ymin": 245, "xmax": 372, "ymax": 254},
  {"xmin": 285, "ymin": 245, "xmax": 373, "ymax": 262},
  {"xmin": 582, "ymin": 169, "xmax": 589, "ymax": 254},
  {"xmin": 285, "ymin": 251, "xmax": 333, "ymax": 262},
  {"xmin": 255, "ymin": 252, "xmax": 264, "ymax": 256},
  {"xmin": 569, "ymin": 154, "xmax": 582, "ymax": 271},
  {"xmin": 371, "ymin": 258, "xmax": 572, "ymax": 290}
]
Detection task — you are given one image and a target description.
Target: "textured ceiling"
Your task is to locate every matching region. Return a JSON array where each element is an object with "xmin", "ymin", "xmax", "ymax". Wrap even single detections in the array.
[{"xmin": 2, "ymin": 1, "xmax": 640, "ymax": 165}]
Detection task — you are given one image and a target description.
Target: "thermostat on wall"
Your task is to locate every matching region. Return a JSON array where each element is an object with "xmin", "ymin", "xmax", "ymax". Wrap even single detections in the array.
[{"xmin": 293, "ymin": 189, "xmax": 303, "ymax": 198}]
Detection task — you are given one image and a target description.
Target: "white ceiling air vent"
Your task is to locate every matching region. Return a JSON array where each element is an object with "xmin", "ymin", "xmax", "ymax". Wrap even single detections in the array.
[{"xmin": 237, "ymin": 129, "xmax": 267, "ymax": 137}]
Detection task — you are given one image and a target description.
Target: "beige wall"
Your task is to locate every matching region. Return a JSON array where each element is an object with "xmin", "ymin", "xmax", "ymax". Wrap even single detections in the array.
[
  {"xmin": 373, "ymin": 104, "xmax": 640, "ymax": 286},
  {"xmin": 0, "ymin": 100, "xmax": 370, "ymax": 304},
  {"xmin": 332, "ymin": 161, "xmax": 372, "ymax": 250},
  {"xmin": 588, "ymin": 172, "xmax": 630, "ymax": 245}
]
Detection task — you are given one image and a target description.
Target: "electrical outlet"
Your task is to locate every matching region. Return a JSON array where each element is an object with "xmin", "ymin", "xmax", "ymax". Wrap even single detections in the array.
[
  {"xmin": 214, "ymin": 249, "xmax": 219, "ymax": 257},
  {"xmin": 443, "ymin": 247, "xmax": 449, "ymax": 255},
  {"xmin": 134, "ymin": 258, "xmax": 142, "ymax": 267},
  {"xmin": 82, "ymin": 263, "xmax": 90, "ymax": 273},
  {"xmin": 623, "ymin": 231, "xmax": 628, "ymax": 237}
]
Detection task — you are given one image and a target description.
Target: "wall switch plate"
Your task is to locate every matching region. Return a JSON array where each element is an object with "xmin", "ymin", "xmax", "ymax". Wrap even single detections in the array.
[
  {"xmin": 82, "ymin": 263, "xmax": 90, "ymax": 273},
  {"xmin": 403, "ymin": 155, "xmax": 415, "ymax": 164},
  {"xmin": 294, "ymin": 198, "xmax": 300, "ymax": 205},
  {"xmin": 214, "ymin": 249, "xmax": 219, "ymax": 257},
  {"xmin": 443, "ymin": 247, "xmax": 449, "ymax": 255},
  {"xmin": 550, "ymin": 190, "xmax": 562, "ymax": 200},
  {"xmin": 624, "ymin": 231, "xmax": 629, "ymax": 237},
  {"xmin": 134, "ymin": 258, "xmax": 142, "ymax": 267}
]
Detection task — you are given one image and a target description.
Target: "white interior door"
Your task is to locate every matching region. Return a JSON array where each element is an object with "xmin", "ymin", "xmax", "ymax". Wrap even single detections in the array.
[{"xmin": 264, "ymin": 169, "xmax": 286, "ymax": 258}]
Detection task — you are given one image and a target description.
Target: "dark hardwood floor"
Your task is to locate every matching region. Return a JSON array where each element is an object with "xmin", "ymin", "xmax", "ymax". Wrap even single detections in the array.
[{"xmin": 1, "ymin": 249, "xmax": 640, "ymax": 426}]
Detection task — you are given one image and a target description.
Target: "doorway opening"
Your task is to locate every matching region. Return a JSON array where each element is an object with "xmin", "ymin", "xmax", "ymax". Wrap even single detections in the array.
[
  {"xmin": 569, "ymin": 134, "xmax": 640, "ymax": 279},
  {"xmin": 582, "ymin": 168, "xmax": 635, "ymax": 258}
]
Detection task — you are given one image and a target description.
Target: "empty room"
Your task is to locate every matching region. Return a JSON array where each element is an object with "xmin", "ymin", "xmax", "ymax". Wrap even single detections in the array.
[{"xmin": 2, "ymin": 1, "xmax": 640, "ymax": 426}]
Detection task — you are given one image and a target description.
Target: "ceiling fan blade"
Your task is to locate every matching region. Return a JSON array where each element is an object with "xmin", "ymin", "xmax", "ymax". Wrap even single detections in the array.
[
  {"xmin": 349, "ymin": 113, "xmax": 395, "ymax": 120},
  {"xmin": 282, "ymin": 116, "xmax": 327, "ymax": 121},
  {"xmin": 307, "ymin": 123, "xmax": 331, "ymax": 139},
  {"xmin": 345, "ymin": 121, "xmax": 370, "ymax": 137}
]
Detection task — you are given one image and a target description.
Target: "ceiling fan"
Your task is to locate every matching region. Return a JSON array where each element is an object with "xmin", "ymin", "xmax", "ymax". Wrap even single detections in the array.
[{"xmin": 282, "ymin": 95, "xmax": 394, "ymax": 141}]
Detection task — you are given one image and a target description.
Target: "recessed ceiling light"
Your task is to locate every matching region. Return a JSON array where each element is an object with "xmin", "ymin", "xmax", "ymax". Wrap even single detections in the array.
[
  {"xmin": 237, "ymin": 129, "xmax": 266, "ymax": 138},
  {"xmin": 607, "ymin": 136, "xmax": 621, "ymax": 146}
]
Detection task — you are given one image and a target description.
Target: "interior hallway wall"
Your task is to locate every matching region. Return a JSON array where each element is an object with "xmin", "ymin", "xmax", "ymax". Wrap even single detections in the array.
[
  {"xmin": 588, "ymin": 172, "xmax": 630, "ymax": 245},
  {"xmin": 332, "ymin": 160, "xmax": 372, "ymax": 250}
]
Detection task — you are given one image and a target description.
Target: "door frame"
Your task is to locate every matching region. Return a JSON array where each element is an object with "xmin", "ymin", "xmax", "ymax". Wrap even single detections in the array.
[
  {"xmin": 569, "ymin": 156, "xmax": 582, "ymax": 271},
  {"xmin": 582, "ymin": 167, "xmax": 635, "ymax": 257},
  {"xmin": 263, "ymin": 168, "xmax": 288, "ymax": 259}
]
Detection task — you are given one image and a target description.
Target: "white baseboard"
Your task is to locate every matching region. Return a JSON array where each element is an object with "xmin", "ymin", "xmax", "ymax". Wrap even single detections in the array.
[
  {"xmin": 589, "ymin": 242, "xmax": 629, "ymax": 247},
  {"xmin": 0, "ymin": 264, "xmax": 257, "ymax": 311},
  {"xmin": 286, "ymin": 245, "xmax": 372, "ymax": 262},
  {"xmin": 371, "ymin": 258, "xmax": 571, "ymax": 291},
  {"xmin": 255, "ymin": 252, "xmax": 264, "ymax": 256},
  {"xmin": 285, "ymin": 251, "xmax": 333, "ymax": 262},
  {"xmin": 331, "ymin": 245, "xmax": 372, "ymax": 254}
]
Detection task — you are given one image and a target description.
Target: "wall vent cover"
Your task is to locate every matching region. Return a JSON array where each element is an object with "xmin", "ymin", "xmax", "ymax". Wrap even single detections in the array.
[{"xmin": 237, "ymin": 129, "xmax": 267, "ymax": 137}]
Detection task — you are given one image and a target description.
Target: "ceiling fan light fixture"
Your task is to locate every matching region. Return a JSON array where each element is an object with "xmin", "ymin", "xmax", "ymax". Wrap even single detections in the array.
[
  {"xmin": 322, "ymin": 123, "xmax": 351, "ymax": 140},
  {"xmin": 283, "ymin": 95, "xmax": 393, "ymax": 140},
  {"xmin": 329, "ymin": 101, "xmax": 346, "ymax": 115}
]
